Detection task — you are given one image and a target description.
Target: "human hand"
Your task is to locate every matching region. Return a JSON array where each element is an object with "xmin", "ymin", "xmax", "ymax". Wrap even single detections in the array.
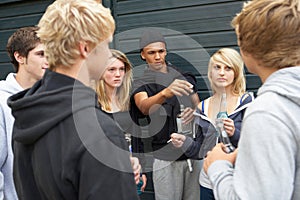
[
  {"xmin": 181, "ymin": 107, "xmax": 194, "ymax": 124},
  {"xmin": 162, "ymin": 79, "xmax": 193, "ymax": 98},
  {"xmin": 141, "ymin": 174, "xmax": 147, "ymax": 192},
  {"xmin": 222, "ymin": 118, "xmax": 235, "ymax": 137},
  {"xmin": 170, "ymin": 133, "xmax": 186, "ymax": 148},
  {"xmin": 130, "ymin": 157, "xmax": 141, "ymax": 184},
  {"xmin": 203, "ymin": 143, "xmax": 238, "ymax": 173}
]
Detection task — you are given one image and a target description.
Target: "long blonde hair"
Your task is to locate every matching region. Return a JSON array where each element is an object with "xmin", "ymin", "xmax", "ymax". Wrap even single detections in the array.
[
  {"xmin": 208, "ymin": 48, "xmax": 246, "ymax": 96},
  {"xmin": 96, "ymin": 49, "xmax": 132, "ymax": 111}
]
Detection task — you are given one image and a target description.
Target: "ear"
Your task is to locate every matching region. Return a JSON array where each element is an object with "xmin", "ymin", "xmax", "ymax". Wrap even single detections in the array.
[
  {"xmin": 14, "ymin": 52, "xmax": 25, "ymax": 65},
  {"xmin": 140, "ymin": 51, "xmax": 145, "ymax": 60},
  {"xmin": 79, "ymin": 41, "xmax": 89, "ymax": 58}
]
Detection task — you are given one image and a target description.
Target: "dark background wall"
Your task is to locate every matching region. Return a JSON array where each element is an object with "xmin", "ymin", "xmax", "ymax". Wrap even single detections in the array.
[{"xmin": 0, "ymin": 1, "xmax": 261, "ymax": 199}]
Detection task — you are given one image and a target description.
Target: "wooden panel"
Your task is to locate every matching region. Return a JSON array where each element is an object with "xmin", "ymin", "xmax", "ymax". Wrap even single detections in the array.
[
  {"xmin": 0, "ymin": 14, "xmax": 43, "ymax": 30},
  {"xmin": 0, "ymin": 52, "xmax": 9, "ymax": 64},
  {"xmin": 0, "ymin": 1, "xmax": 52, "ymax": 18},
  {"xmin": 0, "ymin": 0, "xmax": 22, "ymax": 4},
  {"xmin": 0, "ymin": 30, "xmax": 15, "ymax": 54},
  {"xmin": 115, "ymin": 31, "xmax": 236, "ymax": 54},
  {"xmin": 116, "ymin": 2, "xmax": 242, "ymax": 28},
  {"xmin": 246, "ymin": 74, "xmax": 262, "ymax": 89},
  {"xmin": 116, "ymin": 0, "xmax": 241, "ymax": 15},
  {"xmin": 0, "ymin": 64, "xmax": 13, "ymax": 80}
]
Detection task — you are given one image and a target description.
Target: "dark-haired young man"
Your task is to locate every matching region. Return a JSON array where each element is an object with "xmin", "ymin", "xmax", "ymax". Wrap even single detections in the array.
[{"xmin": 0, "ymin": 26, "xmax": 48, "ymax": 200}]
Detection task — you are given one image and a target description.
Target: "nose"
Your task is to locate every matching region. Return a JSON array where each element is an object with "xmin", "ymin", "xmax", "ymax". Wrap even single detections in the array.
[
  {"xmin": 115, "ymin": 69, "xmax": 121, "ymax": 76},
  {"xmin": 154, "ymin": 52, "xmax": 161, "ymax": 60},
  {"xmin": 44, "ymin": 58, "xmax": 49, "ymax": 68},
  {"xmin": 219, "ymin": 67, "xmax": 225, "ymax": 75}
]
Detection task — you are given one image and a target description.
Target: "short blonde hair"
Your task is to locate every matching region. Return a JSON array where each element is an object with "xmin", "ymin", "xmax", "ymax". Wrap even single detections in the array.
[
  {"xmin": 232, "ymin": 0, "xmax": 300, "ymax": 69},
  {"xmin": 96, "ymin": 49, "xmax": 133, "ymax": 111},
  {"xmin": 208, "ymin": 48, "xmax": 246, "ymax": 96},
  {"xmin": 37, "ymin": 0, "xmax": 115, "ymax": 70}
]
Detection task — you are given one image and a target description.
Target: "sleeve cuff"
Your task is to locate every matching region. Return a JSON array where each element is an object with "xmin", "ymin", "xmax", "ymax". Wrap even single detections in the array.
[{"xmin": 181, "ymin": 136, "xmax": 194, "ymax": 152}]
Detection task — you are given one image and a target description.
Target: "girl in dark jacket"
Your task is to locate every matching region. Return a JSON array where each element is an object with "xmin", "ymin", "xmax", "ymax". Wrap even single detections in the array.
[{"xmin": 170, "ymin": 48, "xmax": 254, "ymax": 200}]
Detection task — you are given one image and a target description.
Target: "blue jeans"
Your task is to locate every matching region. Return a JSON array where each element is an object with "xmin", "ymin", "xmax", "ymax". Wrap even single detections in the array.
[{"xmin": 200, "ymin": 185, "xmax": 215, "ymax": 200}]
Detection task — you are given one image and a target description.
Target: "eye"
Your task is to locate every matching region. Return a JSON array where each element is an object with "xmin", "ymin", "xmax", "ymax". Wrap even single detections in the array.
[
  {"xmin": 36, "ymin": 51, "xmax": 44, "ymax": 57},
  {"xmin": 225, "ymin": 66, "xmax": 233, "ymax": 71},
  {"xmin": 213, "ymin": 65, "xmax": 220, "ymax": 70},
  {"xmin": 148, "ymin": 51, "xmax": 155, "ymax": 55},
  {"xmin": 158, "ymin": 49, "xmax": 165, "ymax": 53}
]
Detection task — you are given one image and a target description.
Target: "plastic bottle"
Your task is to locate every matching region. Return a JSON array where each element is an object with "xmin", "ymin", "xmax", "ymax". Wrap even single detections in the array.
[
  {"xmin": 216, "ymin": 93, "xmax": 235, "ymax": 153},
  {"xmin": 176, "ymin": 104, "xmax": 192, "ymax": 136},
  {"xmin": 176, "ymin": 104, "xmax": 193, "ymax": 172}
]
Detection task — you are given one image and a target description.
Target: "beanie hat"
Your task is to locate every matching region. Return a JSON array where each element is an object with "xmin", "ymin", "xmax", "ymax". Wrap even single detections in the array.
[{"xmin": 139, "ymin": 29, "xmax": 166, "ymax": 50}]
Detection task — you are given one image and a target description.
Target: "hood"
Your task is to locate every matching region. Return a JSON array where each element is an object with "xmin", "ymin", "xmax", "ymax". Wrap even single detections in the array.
[
  {"xmin": 0, "ymin": 73, "xmax": 23, "ymax": 95},
  {"xmin": 258, "ymin": 66, "xmax": 300, "ymax": 106},
  {"xmin": 7, "ymin": 70, "xmax": 98, "ymax": 145}
]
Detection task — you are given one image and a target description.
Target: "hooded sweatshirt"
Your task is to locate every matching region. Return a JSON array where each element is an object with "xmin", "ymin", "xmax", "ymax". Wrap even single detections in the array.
[
  {"xmin": 7, "ymin": 70, "xmax": 138, "ymax": 200},
  {"xmin": 207, "ymin": 66, "xmax": 300, "ymax": 200},
  {"xmin": 0, "ymin": 73, "xmax": 22, "ymax": 200}
]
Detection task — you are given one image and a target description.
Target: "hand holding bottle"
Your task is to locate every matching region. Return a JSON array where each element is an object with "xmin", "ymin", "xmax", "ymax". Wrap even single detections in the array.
[
  {"xmin": 216, "ymin": 93, "xmax": 235, "ymax": 153},
  {"xmin": 203, "ymin": 143, "xmax": 238, "ymax": 173},
  {"xmin": 176, "ymin": 105, "xmax": 193, "ymax": 136},
  {"xmin": 180, "ymin": 107, "xmax": 194, "ymax": 124},
  {"xmin": 222, "ymin": 118, "xmax": 235, "ymax": 137}
]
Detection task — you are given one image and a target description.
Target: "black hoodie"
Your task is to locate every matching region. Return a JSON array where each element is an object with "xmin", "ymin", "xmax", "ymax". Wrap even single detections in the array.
[{"xmin": 8, "ymin": 70, "xmax": 139, "ymax": 200}]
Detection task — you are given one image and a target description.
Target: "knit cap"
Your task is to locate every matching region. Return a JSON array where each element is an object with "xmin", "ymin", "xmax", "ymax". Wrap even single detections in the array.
[{"xmin": 139, "ymin": 29, "xmax": 166, "ymax": 50}]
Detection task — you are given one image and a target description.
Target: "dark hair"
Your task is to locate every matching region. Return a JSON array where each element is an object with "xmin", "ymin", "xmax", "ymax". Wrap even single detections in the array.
[{"xmin": 6, "ymin": 26, "xmax": 40, "ymax": 72}]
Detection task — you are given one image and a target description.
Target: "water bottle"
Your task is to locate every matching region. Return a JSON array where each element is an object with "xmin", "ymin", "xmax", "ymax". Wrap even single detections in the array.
[
  {"xmin": 176, "ymin": 104, "xmax": 193, "ymax": 172},
  {"xmin": 176, "ymin": 104, "xmax": 192, "ymax": 136},
  {"xmin": 216, "ymin": 93, "xmax": 235, "ymax": 153}
]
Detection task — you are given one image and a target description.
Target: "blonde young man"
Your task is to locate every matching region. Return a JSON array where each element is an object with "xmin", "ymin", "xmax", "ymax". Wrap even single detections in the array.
[
  {"xmin": 7, "ymin": 1, "xmax": 139, "ymax": 199},
  {"xmin": 0, "ymin": 26, "xmax": 48, "ymax": 200},
  {"xmin": 204, "ymin": 0, "xmax": 300, "ymax": 199}
]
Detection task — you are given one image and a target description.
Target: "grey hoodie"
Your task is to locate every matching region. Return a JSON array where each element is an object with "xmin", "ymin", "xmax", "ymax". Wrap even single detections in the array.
[
  {"xmin": 207, "ymin": 66, "xmax": 300, "ymax": 200},
  {"xmin": 0, "ymin": 73, "xmax": 21, "ymax": 200}
]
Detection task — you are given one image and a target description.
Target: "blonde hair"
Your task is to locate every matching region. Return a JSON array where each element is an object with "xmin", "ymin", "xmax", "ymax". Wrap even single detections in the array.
[
  {"xmin": 208, "ymin": 48, "xmax": 246, "ymax": 96},
  {"xmin": 37, "ymin": 0, "xmax": 115, "ymax": 70},
  {"xmin": 96, "ymin": 49, "xmax": 133, "ymax": 111},
  {"xmin": 232, "ymin": 0, "xmax": 300, "ymax": 69}
]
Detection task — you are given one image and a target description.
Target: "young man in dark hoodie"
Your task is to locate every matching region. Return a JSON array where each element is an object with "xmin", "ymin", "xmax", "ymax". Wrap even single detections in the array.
[{"xmin": 7, "ymin": 0, "xmax": 139, "ymax": 199}]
